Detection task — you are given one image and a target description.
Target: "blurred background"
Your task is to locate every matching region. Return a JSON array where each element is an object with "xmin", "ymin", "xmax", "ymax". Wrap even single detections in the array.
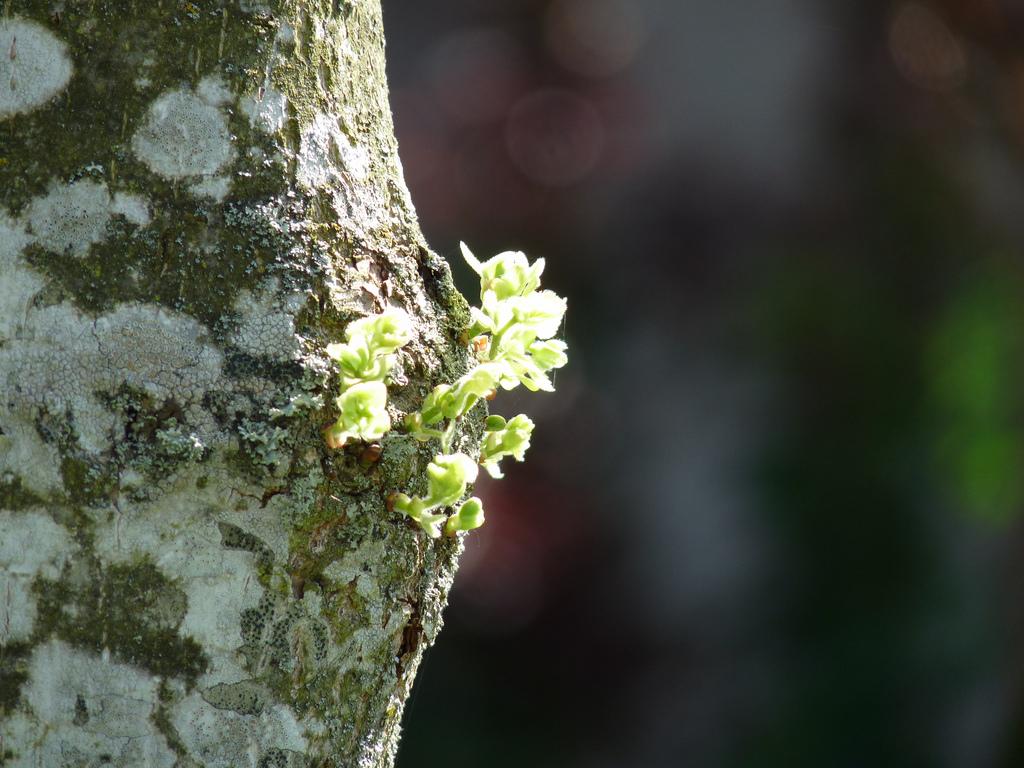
[{"xmin": 383, "ymin": 1, "xmax": 1024, "ymax": 766}]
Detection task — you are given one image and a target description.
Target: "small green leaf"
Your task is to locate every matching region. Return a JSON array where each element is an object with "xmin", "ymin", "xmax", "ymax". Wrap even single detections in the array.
[
  {"xmin": 485, "ymin": 415, "xmax": 507, "ymax": 431},
  {"xmin": 480, "ymin": 414, "xmax": 534, "ymax": 478},
  {"xmin": 324, "ymin": 310, "xmax": 413, "ymax": 450},
  {"xmin": 462, "ymin": 242, "xmax": 545, "ymax": 302},
  {"xmin": 324, "ymin": 381, "xmax": 391, "ymax": 448},
  {"xmin": 446, "ymin": 363, "xmax": 504, "ymax": 418},
  {"xmin": 348, "ymin": 309, "xmax": 412, "ymax": 356},
  {"xmin": 420, "ymin": 384, "xmax": 453, "ymax": 425},
  {"xmin": 529, "ymin": 339, "xmax": 569, "ymax": 372},
  {"xmin": 425, "ymin": 453, "xmax": 478, "ymax": 508},
  {"xmin": 445, "ymin": 497, "xmax": 485, "ymax": 536},
  {"xmin": 392, "ymin": 453, "xmax": 479, "ymax": 537}
]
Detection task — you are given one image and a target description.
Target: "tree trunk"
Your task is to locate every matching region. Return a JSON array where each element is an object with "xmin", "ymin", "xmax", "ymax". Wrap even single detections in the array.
[{"xmin": 0, "ymin": 2, "xmax": 472, "ymax": 766}]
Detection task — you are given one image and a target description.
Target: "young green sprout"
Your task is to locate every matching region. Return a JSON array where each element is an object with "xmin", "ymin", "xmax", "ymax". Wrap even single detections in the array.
[
  {"xmin": 390, "ymin": 453, "xmax": 479, "ymax": 538},
  {"xmin": 405, "ymin": 362, "xmax": 506, "ymax": 446},
  {"xmin": 462, "ymin": 245, "xmax": 567, "ymax": 392},
  {"xmin": 324, "ymin": 309, "xmax": 411, "ymax": 449},
  {"xmin": 324, "ymin": 381, "xmax": 392, "ymax": 449},
  {"xmin": 326, "ymin": 310, "xmax": 412, "ymax": 388},
  {"xmin": 479, "ymin": 414, "xmax": 534, "ymax": 479},
  {"xmin": 394, "ymin": 244, "xmax": 567, "ymax": 535},
  {"xmin": 326, "ymin": 245, "xmax": 567, "ymax": 539},
  {"xmin": 445, "ymin": 497, "xmax": 485, "ymax": 536}
]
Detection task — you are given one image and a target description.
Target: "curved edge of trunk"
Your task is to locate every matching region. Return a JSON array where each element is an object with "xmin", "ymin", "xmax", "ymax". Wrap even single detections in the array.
[{"xmin": 0, "ymin": 2, "xmax": 471, "ymax": 766}]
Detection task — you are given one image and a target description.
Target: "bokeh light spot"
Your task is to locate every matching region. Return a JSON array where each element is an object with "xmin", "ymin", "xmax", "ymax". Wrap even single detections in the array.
[
  {"xmin": 427, "ymin": 27, "xmax": 528, "ymax": 125},
  {"xmin": 888, "ymin": 3, "xmax": 967, "ymax": 92},
  {"xmin": 544, "ymin": 0, "xmax": 648, "ymax": 78},
  {"xmin": 505, "ymin": 88, "xmax": 605, "ymax": 187}
]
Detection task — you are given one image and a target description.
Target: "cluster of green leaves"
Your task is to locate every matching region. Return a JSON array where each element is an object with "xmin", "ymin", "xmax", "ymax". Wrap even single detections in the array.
[
  {"xmin": 479, "ymin": 414, "xmax": 534, "ymax": 479},
  {"xmin": 323, "ymin": 310, "xmax": 411, "ymax": 449},
  {"xmin": 325, "ymin": 244, "xmax": 567, "ymax": 539},
  {"xmin": 390, "ymin": 453, "xmax": 485, "ymax": 538}
]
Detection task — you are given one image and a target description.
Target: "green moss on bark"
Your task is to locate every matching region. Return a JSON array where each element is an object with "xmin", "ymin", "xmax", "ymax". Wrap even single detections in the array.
[
  {"xmin": 0, "ymin": 642, "xmax": 32, "ymax": 713},
  {"xmin": 32, "ymin": 558, "xmax": 209, "ymax": 687},
  {"xmin": 0, "ymin": 474, "xmax": 45, "ymax": 511}
]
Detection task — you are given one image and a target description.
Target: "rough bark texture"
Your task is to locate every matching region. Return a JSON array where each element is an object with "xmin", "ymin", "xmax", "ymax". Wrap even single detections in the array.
[{"xmin": 0, "ymin": 2, "xmax": 475, "ymax": 766}]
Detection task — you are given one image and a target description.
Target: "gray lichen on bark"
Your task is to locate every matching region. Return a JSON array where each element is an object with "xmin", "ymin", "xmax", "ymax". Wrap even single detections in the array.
[{"xmin": 0, "ymin": 2, "xmax": 474, "ymax": 766}]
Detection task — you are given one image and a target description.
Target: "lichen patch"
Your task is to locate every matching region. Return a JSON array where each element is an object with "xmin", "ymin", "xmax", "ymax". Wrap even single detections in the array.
[
  {"xmin": 0, "ymin": 19, "xmax": 74, "ymax": 119},
  {"xmin": 1, "ymin": 302, "xmax": 225, "ymax": 454},
  {"xmin": 24, "ymin": 180, "xmax": 148, "ymax": 257},
  {"xmin": 242, "ymin": 86, "xmax": 289, "ymax": 135},
  {"xmin": 196, "ymin": 74, "xmax": 233, "ymax": 107},
  {"xmin": 190, "ymin": 175, "xmax": 232, "ymax": 201},
  {"xmin": 0, "ymin": 211, "xmax": 32, "ymax": 259},
  {"xmin": 201, "ymin": 679, "xmax": 271, "ymax": 715},
  {"xmin": 111, "ymin": 192, "xmax": 152, "ymax": 227},
  {"xmin": 295, "ymin": 111, "xmax": 383, "ymax": 238},
  {"xmin": 297, "ymin": 113, "xmax": 371, "ymax": 190},
  {"xmin": 0, "ymin": 211, "xmax": 43, "ymax": 342},
  {"xmin": 132, "ymin": 87, "xmax": 233, "ymax": 179},
  {"xmin": 0, "ymin": 510, "xmax": 75, "ymax": 643},
  {"xmin": 0, "ymin": 419, "xmax": 63, "ymax": 497},
  {"xmin": 89, "ymin": 470, "xmax": 272, "ymax": 686},
  {"xmin": 9, "ymin": 639, "xmax": 177, "ymax": 767},
  {"xmin": 171, "ymin": 691, "xmax": 308, "ymax": 768},
  {"xmin": 229, "ymin": 283, "xmax": 303, "ymax": 362}
]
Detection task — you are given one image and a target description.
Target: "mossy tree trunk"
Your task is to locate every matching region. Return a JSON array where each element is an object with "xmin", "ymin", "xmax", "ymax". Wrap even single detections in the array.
[{"xmin": 0, "ymin": 2, "xmax": 473, "ymax": 766}]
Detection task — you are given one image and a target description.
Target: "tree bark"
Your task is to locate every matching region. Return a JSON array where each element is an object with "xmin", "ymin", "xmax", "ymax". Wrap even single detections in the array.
[{"xmin": 0, "ymin": 2, "xmax": 473, "ymax": 766}]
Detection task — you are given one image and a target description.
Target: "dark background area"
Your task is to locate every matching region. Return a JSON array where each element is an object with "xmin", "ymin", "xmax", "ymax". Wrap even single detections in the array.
[{"xmin": 383, "ymin": 2, "xmax": 1024, "ymax": 766}]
